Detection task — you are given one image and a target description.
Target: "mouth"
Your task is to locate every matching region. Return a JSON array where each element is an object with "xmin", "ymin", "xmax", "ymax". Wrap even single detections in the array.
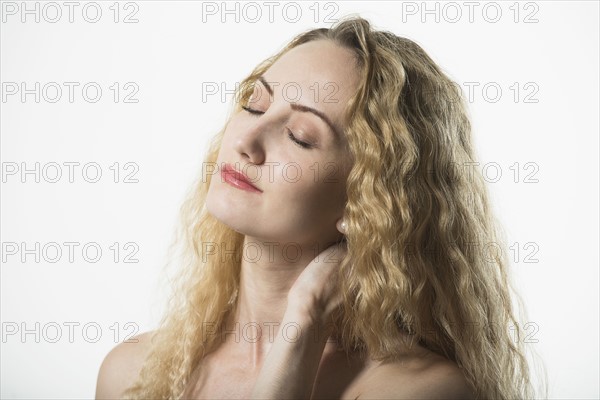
[{"xmin": 221, "ymin": 163, "xmax": 263, "ymax": 193}]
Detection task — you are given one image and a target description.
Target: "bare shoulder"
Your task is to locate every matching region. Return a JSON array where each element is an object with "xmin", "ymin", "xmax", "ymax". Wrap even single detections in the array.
[
  {"xmin": 95, "ymin": 330, "xmax": 155, "ymax": 399},
  {"xmin": 357, "ymin": 351, "xmax": 476, "ymax": 400}
]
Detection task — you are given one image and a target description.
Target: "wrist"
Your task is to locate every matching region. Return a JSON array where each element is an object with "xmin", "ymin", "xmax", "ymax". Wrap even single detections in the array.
[
  {"xmin": 282, "ymin": 305, "xmax": 335, "ymax": 345},
  {"xmin": 285, "ymin": 297, "xmax": 323, "ymax": 324}
]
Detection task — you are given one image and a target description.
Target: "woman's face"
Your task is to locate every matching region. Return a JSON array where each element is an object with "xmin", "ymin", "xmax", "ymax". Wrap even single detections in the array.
[{"xmin": 206, "ymin": 39, "xmax": 359, "ymax": 246}]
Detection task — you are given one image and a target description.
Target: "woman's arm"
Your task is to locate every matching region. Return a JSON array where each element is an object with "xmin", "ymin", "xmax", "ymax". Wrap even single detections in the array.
[
  {"xmin": 250, "ymin": 309, "xmax": 332, "ymax": 399},
  {"xmin": 250, "ymin": 242, "xmax": 346, "ymax": 399}
]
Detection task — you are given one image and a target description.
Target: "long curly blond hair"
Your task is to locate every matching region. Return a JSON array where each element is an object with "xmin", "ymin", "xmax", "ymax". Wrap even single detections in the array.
[{"xmin": 123, "ymin": 16, "xmax": 547, "ymax": 399}]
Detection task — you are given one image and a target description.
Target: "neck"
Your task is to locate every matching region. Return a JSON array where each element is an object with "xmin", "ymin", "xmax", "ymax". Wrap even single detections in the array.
[{"xmin": 222, "ymin": 234, "xmax": 339, "ymax": 368}]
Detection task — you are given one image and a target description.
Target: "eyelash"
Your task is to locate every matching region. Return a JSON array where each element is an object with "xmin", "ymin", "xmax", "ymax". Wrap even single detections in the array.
[{"xmin": 241, "ymin": 105, "xmax": 313, "ymax": 149}]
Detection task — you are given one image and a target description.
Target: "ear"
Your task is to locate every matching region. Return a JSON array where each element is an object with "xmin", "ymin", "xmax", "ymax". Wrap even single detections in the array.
[{"xmin": 336, "ymin": 218, "xmax": 347, "ymax": 235}]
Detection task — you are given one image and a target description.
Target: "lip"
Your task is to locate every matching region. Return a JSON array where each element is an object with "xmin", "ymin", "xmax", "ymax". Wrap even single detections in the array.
[{"xmin": 221, "ymin": 163, "xmax": 262, "ymax": 193}]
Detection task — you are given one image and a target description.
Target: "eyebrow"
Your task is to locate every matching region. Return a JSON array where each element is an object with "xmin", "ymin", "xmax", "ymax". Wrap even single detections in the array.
[{"xmin": 257, "ymin": 75, "xmax": 342, "ymax": 139}]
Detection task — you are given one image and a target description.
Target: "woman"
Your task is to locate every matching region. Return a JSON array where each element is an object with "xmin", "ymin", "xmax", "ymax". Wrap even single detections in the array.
[{"xmin": 96, "ymin": 16, "xmax": 544, "ymax": 399}]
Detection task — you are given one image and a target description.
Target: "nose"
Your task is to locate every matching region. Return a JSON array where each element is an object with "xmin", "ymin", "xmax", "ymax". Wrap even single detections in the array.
[{"xmin": 233, "ymin": 116, "xmax": 268, "ymax": 165}]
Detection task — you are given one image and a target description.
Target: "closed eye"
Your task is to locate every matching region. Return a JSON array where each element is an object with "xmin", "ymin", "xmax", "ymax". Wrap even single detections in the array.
[
  {"xmin": 241, "ymin": 105, "xmax": 263, "ymax": 116},
  {"xmin": 240, "ymin": 106, "xmax": 313, "ymax": 149},
  {"xmin": 286, "ymin": 130, "xmax": 313, "ymax": 149}
]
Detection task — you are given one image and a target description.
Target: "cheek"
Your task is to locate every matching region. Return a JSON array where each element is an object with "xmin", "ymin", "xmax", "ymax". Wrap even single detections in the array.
[
  {"xmin": 279, "ymin": 171, "xmax": 346, "ymax": 219},
  {"xmin": 219, "ymin": 128, "xmax": 235, "ymax": 151}
]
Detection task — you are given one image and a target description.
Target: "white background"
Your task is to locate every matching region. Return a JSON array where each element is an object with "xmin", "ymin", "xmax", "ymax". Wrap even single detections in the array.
[{"xmin": 1, "ymin": 1, "xmax": 598, "ymax": 398}]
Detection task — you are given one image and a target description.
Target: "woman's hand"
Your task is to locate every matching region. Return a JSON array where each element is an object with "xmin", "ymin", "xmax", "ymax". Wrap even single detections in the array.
[
  {"xmin": 286, "ymin": 241, "xmax": 348, "ymax": 329},
  {"xmin": 250, "ymin": 225, "xmax": 348, "ymax": 399}
]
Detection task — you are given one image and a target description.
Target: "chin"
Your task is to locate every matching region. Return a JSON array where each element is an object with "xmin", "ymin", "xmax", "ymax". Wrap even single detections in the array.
[
  {"xmin": 206, "ymin": 182, "xmax": 299, "ymax": 242},
  {"xmin": 206, "ymin": 191, "xmax": 249, "ymax": 236},
  {"xmin": 207, "ymin": 207, "xmax": 242, "ymax": 234},
  {"xmin": 206, "ymin": 189, "xmax": 233, "ymax": 227}
]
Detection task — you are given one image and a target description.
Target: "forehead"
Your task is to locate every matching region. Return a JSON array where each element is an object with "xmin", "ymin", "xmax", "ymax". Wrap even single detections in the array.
[{"xmin": 261, "ymin": 40, "xmax": 360, "ymax": 126}]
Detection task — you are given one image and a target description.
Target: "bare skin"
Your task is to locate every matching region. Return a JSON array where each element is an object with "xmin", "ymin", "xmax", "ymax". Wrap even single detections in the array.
[
  {"xmin": 96, "ymin": 39, "xmax": 476, "ymax": 399},
  {"xmin": 96, "ymin": 329, "xmax": 473, "ymax": 399},
  {"xmin": 96, "ymin": 240, "xmax": 473, "ymax": 399}
]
